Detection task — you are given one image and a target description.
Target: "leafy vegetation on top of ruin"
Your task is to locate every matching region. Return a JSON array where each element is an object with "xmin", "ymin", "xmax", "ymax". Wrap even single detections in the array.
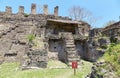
[
  {"xmin": 0, "ymin": 60, "xmax": 92, "ymax": 78},
  {"xmin": 100, "ymin": 43, "xmax": 120, "ymax": 76},
  {"xmin": 24, "ymin": 13, "xmax": 29, "ymax": 17}
]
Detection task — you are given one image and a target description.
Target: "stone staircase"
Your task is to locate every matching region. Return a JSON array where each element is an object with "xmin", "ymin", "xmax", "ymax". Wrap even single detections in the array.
[{"xmin": 63, "ymin": 32, "xmax": 80, "ymax": 65}]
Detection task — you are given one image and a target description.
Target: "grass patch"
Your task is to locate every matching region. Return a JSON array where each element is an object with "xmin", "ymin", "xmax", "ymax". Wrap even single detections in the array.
[{"xmin": 0, "ymin": 60, "xmax": 92, "ymax": 78}]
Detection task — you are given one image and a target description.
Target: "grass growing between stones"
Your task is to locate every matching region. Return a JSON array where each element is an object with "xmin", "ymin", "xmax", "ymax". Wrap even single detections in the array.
[
  {"xmin": 0, "ymin": 60, "xmax": 92, "ymax": 78},
  {"xmin": 99, "ymin": 43, "xmax": 120, "ymax": 77}
]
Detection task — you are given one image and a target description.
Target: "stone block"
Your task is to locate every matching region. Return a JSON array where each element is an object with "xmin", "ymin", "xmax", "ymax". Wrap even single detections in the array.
[
  {"xmin": 18, "ymin": 6, "xmax": 24, "ymax": 14},
  {"xmin": 31, "ymin": 3, "xmax": 36, "ymax": 14},
  {"xmin": 43, "ymin": 5, "xmax": 48, "ymax": 15},
  {"xmin": 5, "ymin": 6, "xmax": 12, "ymax": 14},
  {"xmin": 54, "ymin": 6, "xmax": 58, "ymax": 16}
]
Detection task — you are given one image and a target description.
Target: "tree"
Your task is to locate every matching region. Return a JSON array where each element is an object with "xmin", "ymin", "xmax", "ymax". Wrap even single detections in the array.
[
  {"xmin": 68, "ymin": 6, "xmax": 92, "ymax": 20},
  {"xmin": 68, "ymin": 6, "xmax": 100, "ymax": 27}
]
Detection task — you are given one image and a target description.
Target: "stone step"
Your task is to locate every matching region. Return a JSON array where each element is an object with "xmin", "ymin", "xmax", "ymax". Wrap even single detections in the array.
[
  {"xmin": 67, "ymin": 53, "xmax": 77, "ymax": 56},
  {"xmin": 66, "ymin": 43, "xmax": 75, "ymax": 45},
  {"xmin": 66, "ymin": 44, "xmax": 75, "ymax": 46},
  {"xmin": 65, "ymin": 38, "xmax": 74, "ymax": 40},
  {"xmin": 65, "ymin": 45, "xmax": 75, "ymax": 47},
  {"xmin": 67, "ymin": 52, "xmax": 75, "ymax": 54},
  {"xmin": 65, "ymin": 49, "xmax": 75, "ymax": 51},
  {"xmin": 67, "ymin": 53, "xmax": 76, "ymax": 55},
  {"xmin": 65, "ymin": 39, "xmax": 74, "ymax": 41},
  {"xmin": 68, "ymin": 54, "xmax": 78, "ymax": 58},
  {"xmin": 65, "ymin": 48, "xmax": 76, "ymax": 52},
  {"xmin": 67, "ymin": 50, "xmax": 76, "ymax": 53},
  {"xmin": 65, "ymin": 41, "xmax": 74, "ymax": 43},
  {"xmin": 68, "ymin": 58, "xmax": 80, "ymax": 62},
  {"xmin": 65, "ymin": 42, "xmax": 74, "ymax": 44},
  {"xmin": 65, "ymin": 43, "xmax": 75, "ymax": 45},
  {"xmin": 65, "ymin": 37, "xmax": 74, "ymax": 39},
  {"xmin": 65, "ymin": 40, "xmax": 74, "ymax": 42}
]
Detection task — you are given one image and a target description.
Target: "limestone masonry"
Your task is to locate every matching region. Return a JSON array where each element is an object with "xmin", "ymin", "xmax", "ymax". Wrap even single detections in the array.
[{"xmin": 0, "ymin": 3, "xmax": 119, "ymax": 68}]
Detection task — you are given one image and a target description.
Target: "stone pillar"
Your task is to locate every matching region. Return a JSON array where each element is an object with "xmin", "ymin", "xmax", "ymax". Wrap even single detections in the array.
[
  {"xmin": 31, "ymin": 3, "xmax": 36, "ymax": 14},
  {"xmin": 18, "ymin": 6, "xmax": 24, "ymax": 14},
  {"xmin": 5, "ymin": 6, "xmax": 12, "ymax": 14},
  {"xmin": 43, "ymin": 5, "xmax": 48, "ymax": 15},
  {"xmin": 54, "ymin": 6, "xmax": 58, "ymax": 16}
]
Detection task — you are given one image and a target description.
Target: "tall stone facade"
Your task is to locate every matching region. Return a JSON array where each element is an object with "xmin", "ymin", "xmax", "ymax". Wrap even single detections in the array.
[{"xmin": 0, "ymin": 4, "xmax": 90, "ymax": 68}]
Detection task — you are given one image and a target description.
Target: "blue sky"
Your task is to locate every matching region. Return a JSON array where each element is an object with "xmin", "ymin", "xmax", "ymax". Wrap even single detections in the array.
[{"xmin": 0, "ymin": 0, "xmax": 120, "ymax": 27}]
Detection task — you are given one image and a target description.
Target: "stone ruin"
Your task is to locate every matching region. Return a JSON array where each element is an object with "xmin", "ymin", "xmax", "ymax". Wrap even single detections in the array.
[
  {"xmin": 102, "ymin": 21, "xmax": 120, "ymax": 42},
  {"xmin": 0, "ymin": 3, "xmax": 119, "ymax": 68},
  {"xmin": 45, "ymin": 19, "xmax": 90, "ymax": 65},
  {"xmin": 88, "ymin": 21, "xmax": 120, "ymax": 62}
]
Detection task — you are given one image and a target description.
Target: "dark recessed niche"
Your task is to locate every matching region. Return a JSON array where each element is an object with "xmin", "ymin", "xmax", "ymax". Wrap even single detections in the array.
[{"xmin": 4, "ymin": 53, "xmax": 17, "ymax": 57}]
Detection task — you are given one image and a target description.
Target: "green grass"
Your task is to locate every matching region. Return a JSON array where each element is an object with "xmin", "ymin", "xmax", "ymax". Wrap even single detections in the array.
[{"xmin": 0, "ymin": 60, "xmax": 92, "ymax": 78}]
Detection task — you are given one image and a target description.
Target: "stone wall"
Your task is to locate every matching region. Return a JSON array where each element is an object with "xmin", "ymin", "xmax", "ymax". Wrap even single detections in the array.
[
  {"xmin": 102, "ymin": 21, "xmax": 120, "ymax": 43},
  {"xmin": 0, "ymin": 4, "xmax": 71, "ymax": 66},
  {"xmin": 21, "ymin": 49, "xmax": 48, "ymax": 69},
  {"xmin": 0, "ymin": 3, "xmax": 110, "ymax": 68},
  {"xmin": 85, "ymin": 37, "xmax": 110, "ymax": 62}
]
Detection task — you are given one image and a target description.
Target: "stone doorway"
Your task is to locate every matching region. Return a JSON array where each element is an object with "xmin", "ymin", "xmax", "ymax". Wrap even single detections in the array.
[{"xmin": 48, "ymin": 39, "xmax": 67, "ymax": 62}]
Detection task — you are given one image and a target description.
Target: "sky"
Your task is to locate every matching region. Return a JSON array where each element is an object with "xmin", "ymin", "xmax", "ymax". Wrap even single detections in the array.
[{"xmin": 0, "ymin": 0, "xmax": 120, "ymax": 28}]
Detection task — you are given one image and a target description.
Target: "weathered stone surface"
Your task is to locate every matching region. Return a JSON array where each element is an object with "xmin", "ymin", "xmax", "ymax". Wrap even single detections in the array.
[
  {"xmin": 98, "ymin": 38, "xmax": 110, "ymax": 47},
  {"xmin": 21, "ymin": 49, "xmax": 48, "ymax": 69},
  {"xmin": 48, "ymin": 52, "xmax": 58, "ymax": 60}
]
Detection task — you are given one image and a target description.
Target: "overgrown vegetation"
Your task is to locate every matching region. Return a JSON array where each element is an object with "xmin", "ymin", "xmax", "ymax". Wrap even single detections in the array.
[{"xmin": 101, "ymin": 43, "xmax": 120, "ymax": 76}]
